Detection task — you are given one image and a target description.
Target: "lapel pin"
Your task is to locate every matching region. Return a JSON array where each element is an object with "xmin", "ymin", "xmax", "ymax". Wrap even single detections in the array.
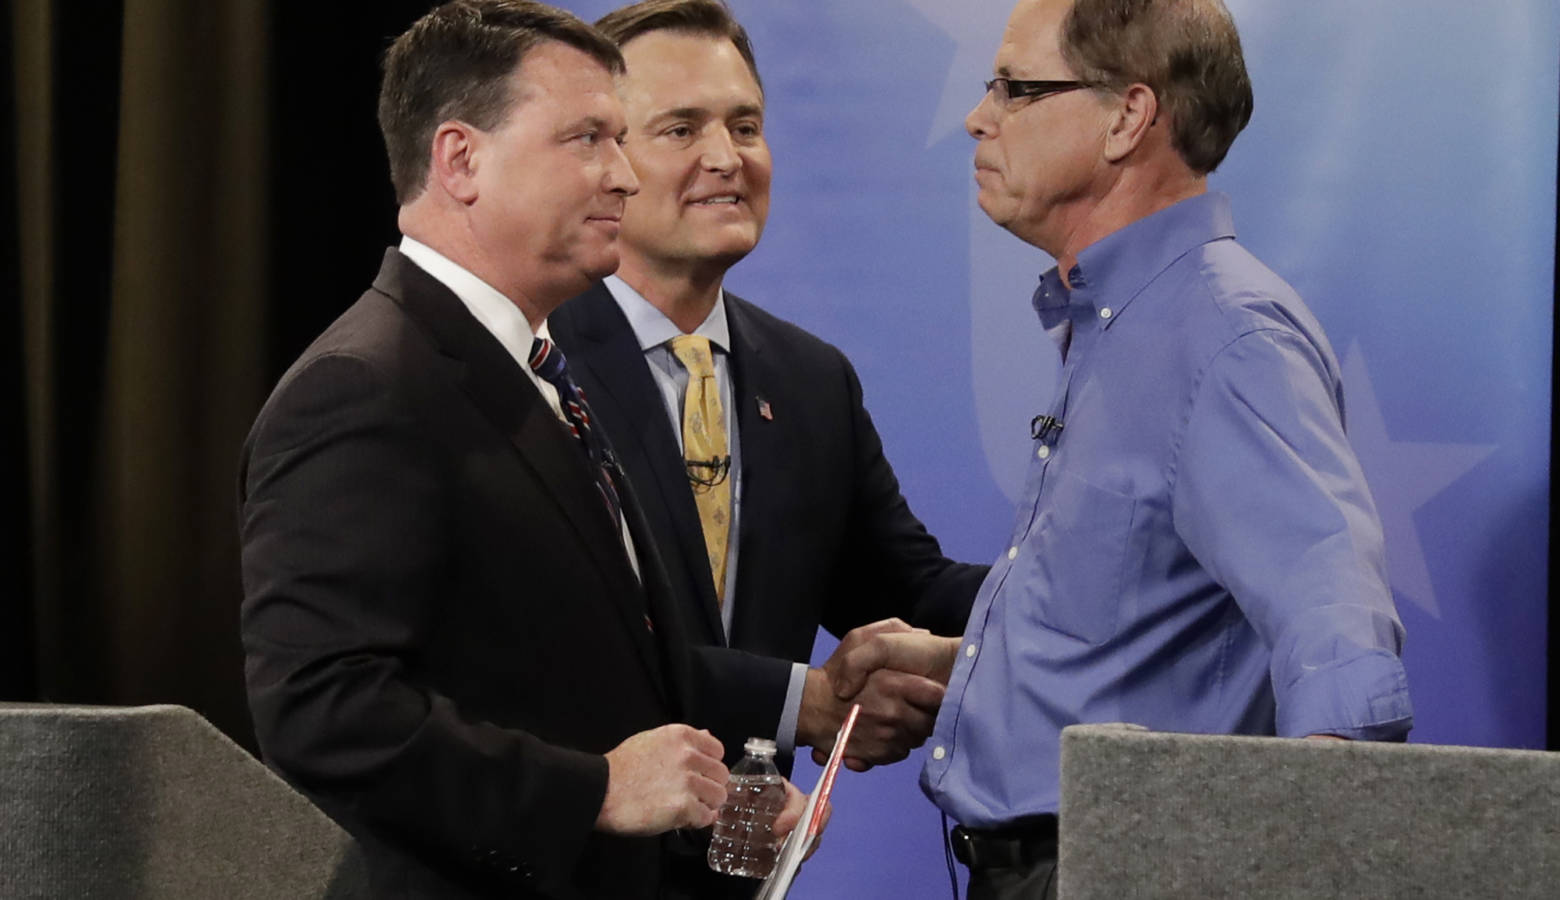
[{"xmin": 756, "ymin": 397, "xmax": 773, "ymax": 421}]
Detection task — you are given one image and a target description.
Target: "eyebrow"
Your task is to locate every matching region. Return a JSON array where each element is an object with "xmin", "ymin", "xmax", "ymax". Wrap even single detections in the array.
[
  {"xmin": 652, "ymin": 107, "xmax": 710, "ymax": 124},
  {"xmin": 995, "ymin": 65, "xmax": 1015, "ymax": 78},
  {"xmin": 994, "ymin": 64, "xmax": 1065, "ymax": 82},
  {"xmin": 556, "ymin": 115, "xmax": 611, "ymax": 137},
  {"xmin": 649, "ymin": 104, "xmax": 765, "ymax": 123}
]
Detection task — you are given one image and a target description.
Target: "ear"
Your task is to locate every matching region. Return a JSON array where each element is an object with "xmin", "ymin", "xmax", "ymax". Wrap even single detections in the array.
[
  {"xmin": 1102, "ymin": 83, "xmax": 1158, "ymax": 164},
  {"xmin": 429, "ymin": 120, "xmax": 481, "ymax": 204}
]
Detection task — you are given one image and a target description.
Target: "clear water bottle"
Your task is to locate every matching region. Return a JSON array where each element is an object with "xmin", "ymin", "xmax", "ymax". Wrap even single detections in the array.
[{"xmin": 707, "ymin": 737, "xmax": 787, "ymax": 878}]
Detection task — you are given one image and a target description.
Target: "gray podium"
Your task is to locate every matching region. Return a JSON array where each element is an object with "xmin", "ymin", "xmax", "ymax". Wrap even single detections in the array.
[
  {"xmin": 0, "ymin": 703, "xmax": 368, "ymax": 899},
  {"xmin": 1059, "ymin": 723, "xmax": 1560, "ymax": 899}
]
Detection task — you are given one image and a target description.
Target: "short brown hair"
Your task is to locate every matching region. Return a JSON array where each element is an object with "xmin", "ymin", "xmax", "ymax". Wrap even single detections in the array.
[
  {"xmin": 378, "ymin": 0, "xmax": 625, "ymax": 204},
  {"xmin": 594, "ymin": 0, "xmax": 762, "ymax": 93},
  {"xmin": 1060, "ymin": 0, "xmax": 1253, "ymax": 174}
]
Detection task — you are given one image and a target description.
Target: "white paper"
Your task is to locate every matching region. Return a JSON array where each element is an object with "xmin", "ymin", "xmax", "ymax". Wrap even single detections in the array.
[{"xmin": 754, "ymin": 704, "xmax": 860, "ymax": 900}]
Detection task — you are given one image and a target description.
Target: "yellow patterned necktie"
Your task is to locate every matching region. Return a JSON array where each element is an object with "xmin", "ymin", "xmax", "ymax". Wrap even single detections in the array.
[{"xmin": 669, "ymin": 335, "xmax": 731, "ymax": 606}]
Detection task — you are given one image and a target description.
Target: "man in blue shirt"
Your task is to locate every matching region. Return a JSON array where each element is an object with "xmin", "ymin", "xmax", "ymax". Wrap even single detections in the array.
[{"xmin": 881, "ymin": 0, "xmax": 1413, "ymax": 895}]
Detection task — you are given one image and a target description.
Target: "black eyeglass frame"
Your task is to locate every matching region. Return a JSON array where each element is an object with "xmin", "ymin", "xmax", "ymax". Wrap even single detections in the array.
[{"xmin": 983, "ymin": 77, "xmax": 1092, "ymax": 107}]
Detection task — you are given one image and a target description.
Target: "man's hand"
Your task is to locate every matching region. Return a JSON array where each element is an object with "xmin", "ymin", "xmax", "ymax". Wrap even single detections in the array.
[
  {"xmin": 797, "ymin": 619, "xmax": 954, "ymax": 771},
  {"xmin": 595, "ymin": 724, "xmax": 729, "ymax": 836},
  {"xmin": 824, "ymin": 624, "xmax": 962, "ymax": 699},
  {"xmin": 772, "ymin": 779, "xmax": 830, "ymax": 862}
]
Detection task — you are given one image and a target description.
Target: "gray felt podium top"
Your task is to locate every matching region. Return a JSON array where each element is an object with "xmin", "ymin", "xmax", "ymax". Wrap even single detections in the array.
[
  {"xmin": 1059, "ymin": 723, "xmax": 1560, "ymax": 899},
  {"xmin": 0, "ymin": 703, "xmax": 368, "ymax": 899}
]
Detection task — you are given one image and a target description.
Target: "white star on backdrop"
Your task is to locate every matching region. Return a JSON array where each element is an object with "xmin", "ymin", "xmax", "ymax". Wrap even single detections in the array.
[
  {"xmin": 903, "ymin": 0, "xmax": 1011, "ymax": 146},
  {"xmin": 1341, "ymin": 343, "xmax": 1495, "ymax": 619},
  {"xmin": 911, "ymin": 0, "xmax": 1065, "ymax": 502}
]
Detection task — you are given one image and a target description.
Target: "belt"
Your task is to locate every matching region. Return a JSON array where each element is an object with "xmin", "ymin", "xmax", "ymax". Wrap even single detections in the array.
[{"xmin": 949, "ymin": 816, "xmax": 1059, "ymax": 870}]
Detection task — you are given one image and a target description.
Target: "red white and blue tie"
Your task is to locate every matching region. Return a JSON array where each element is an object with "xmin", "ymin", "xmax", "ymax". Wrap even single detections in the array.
[{"xmin": 528, "ymin": 336, "xmax": 624, "ymax": 530}]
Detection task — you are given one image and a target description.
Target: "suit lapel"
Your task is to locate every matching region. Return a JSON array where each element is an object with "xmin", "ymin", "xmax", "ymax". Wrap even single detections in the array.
[
  {"xmin": 723, "ymin": 295, "xmax": 797, "ymax": 644},
  {"xmin": 371, "ymin": 251, "xmax": 667, "ymax": 700},
  {"xmin": 614, "ymin": 471, "xmax": 687, "ymax": 718},
  {"xmin": 551, "ymin": 283, "xmax": 727, "ymax": 645}
]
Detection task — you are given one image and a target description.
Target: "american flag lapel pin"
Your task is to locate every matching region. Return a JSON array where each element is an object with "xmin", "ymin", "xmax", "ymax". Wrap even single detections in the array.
[{"xmin": 756, "ymin": 397, "xmax": 773, "ymax": 421}]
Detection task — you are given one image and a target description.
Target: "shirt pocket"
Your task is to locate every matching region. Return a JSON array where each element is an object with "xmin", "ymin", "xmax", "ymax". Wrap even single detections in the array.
[{"xmin": 1028, "ymin": 470, "xmax": 1136, "ymax": 644}]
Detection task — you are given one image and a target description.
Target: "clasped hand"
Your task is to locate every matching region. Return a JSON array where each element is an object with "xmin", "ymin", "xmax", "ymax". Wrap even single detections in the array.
[{"xmin": 799, "ymin": 618, "xmax": 960, "ymax": 771}]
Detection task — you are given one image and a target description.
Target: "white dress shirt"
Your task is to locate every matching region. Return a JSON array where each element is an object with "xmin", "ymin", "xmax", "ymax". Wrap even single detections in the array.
[{"xmin": 400, "ymin": 237, "xmax": 638, "ymax": 578}]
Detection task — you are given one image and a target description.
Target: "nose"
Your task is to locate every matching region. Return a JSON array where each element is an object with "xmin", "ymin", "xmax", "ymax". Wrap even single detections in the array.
[
  {"xmin": 604, "ymin": 138, "xmax": 639, "ymax": 196},
  {"xmin": 966, "ymin": 90, "xmax": 997, "ymax": 140},
  {"xmin": 699, "ymin": 127, "xmax": 740, "ymax": 175}
]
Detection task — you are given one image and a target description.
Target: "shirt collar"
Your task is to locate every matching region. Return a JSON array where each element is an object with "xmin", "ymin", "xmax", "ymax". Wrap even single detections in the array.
[
  {"xmin": 603, "ymin": 274, "xmax": 731, "ymax": 354},
  {"xmin": 398, "ymin": 235, "xmax": 547, "ymax": 363},
  {"xmin": 1031, "ymin": 267, "xmax": 1071, "ymax": 331},
  {"xmin": 1032, "ymin": 191, "xmax": 1237, "ymax": 327}
]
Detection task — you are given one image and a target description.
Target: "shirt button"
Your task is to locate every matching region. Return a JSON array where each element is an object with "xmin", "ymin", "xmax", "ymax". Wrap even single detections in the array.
[
  {"xmin": 1007, "ymin": 546, "xmax": 1018, "ymax": 560},
  {"xmin": 965, "ymin": 644, "xmax": 977, "ymax": 659},
  {"xmin": 932, "ymin": 746, "xmax": 947, "ymax": 760},
  {"xmin": 1037, "ymin": 445, "xmax": 1051, "ymax": 460},
  {"xmin": 1099, "ymin": 307, "xmax": 1113, "ymax": 319}
]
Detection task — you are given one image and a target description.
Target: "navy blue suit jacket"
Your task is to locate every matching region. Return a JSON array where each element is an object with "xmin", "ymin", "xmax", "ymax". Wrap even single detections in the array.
[{"xmin": 549, "ymin": 282, "xmax": 987, "ymax": 767}]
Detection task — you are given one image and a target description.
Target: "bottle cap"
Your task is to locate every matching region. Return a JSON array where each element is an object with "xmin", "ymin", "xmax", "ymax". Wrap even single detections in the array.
[{"xmin": 744, "ymin": 737, "xmax": 778, "ymax": 757}]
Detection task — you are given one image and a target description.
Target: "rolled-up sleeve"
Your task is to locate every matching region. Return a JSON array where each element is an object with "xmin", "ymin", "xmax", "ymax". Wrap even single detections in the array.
[{"xmin": 1172, "ymin": 327, "xmax": 1414, "ymax": 740}]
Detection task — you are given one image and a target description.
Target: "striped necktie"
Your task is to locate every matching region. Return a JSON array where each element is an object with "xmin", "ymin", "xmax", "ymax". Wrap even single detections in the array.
[{"xmin": 528, "ymin": 336, "xmax": 624, "ymax": 530}]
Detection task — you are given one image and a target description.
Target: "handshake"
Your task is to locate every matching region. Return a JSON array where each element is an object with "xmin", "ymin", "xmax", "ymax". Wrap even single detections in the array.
[
  {"xmin": 592, "ymin": 618, "xmax": 955, "ymax": 839},
  {"xmin": 797, "ymin": 618, "xmax": 961, "ymax": 771}
]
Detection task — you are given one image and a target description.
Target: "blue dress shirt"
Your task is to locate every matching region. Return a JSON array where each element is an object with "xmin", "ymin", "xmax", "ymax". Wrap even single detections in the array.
[{"xmin": 921, "ymin": 192, "xmax": 1413, "ymax": 827}]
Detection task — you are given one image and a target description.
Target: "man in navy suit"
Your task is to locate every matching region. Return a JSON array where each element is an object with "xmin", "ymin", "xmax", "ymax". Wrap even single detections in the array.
[
  {"xmin": 549, "ymin": 0, "xmax": 987, "ymax": 781},
  {"xmin": 238, "ymin": 3, "xmax": 807, "ymax": 897}
]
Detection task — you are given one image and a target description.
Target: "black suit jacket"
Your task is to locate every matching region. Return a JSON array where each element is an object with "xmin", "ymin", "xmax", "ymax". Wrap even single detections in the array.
[
  {"xmin": 549, "ymin": 282, "xmax": 988, "ymax": 763},
  {"xmin": 240, "ymin": 250, "xmax": 690, "ymax": 900}
]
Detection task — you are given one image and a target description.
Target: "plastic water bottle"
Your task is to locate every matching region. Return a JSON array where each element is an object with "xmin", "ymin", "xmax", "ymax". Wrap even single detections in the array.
[{"xmin": 707, "ymin": 737, "xmax": 786, "ymax": 878}]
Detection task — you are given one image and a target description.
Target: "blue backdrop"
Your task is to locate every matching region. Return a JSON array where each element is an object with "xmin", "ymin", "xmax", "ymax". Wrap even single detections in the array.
[{"xmin": 559, "ymin": 1, "xmax": 1557, "ymax": 895}]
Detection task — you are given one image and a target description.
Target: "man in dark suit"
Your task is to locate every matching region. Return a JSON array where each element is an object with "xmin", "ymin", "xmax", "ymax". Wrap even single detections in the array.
[
  {"xmin": 549, "ymin": 0, "xmax": 988, "ymax": 776},
  {"xmin": 238, "ymin": 3, "xmax": 802, "ymax": 897}
]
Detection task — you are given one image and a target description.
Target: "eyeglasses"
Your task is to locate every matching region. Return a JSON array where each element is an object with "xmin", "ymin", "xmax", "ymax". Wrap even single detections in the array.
[
  {"xmin": 686, "ymin": 455, "xmax": 732, "ymax": 488},
  {"xmin": 983, "ymin": 78, "xmax": 1090, "ymax": 110}
]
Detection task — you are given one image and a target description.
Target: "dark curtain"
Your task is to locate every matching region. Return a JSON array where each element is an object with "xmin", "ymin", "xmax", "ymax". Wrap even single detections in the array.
[
  {"xmin": 9, "ymin": 0, "xmax": 268, "ymax": 745},
  {"xmin": 3, "ymin": 0, "xmax": 33, "ymax": 700},
  {"xmin": 5, "ymin": 0, "xmax": 431, "ymax": 750}
]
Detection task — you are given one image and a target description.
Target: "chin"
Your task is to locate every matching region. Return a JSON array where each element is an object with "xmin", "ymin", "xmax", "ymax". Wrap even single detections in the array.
[
  {"xmin": 699, "ymin": 244, "xmax": 756, "ymax": 271},
  {"xmin": 702, "ymin": 230, "xmax": 761, "ymax": 260},
  {"xmin": 581, "ymin": 252, "xmax": 622, "ymax": 283},
  {"xmin": 976, "ymin": 198, "xmax": 1017, "ymax": 233}
]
